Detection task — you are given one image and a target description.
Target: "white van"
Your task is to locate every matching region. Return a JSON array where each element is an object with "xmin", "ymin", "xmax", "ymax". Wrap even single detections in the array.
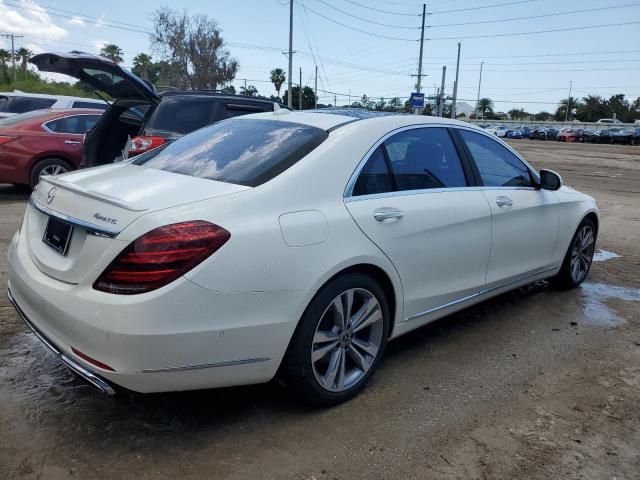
[{"xmin": 0, "ymin": 91, "xmax": 107, "ymax": 119}]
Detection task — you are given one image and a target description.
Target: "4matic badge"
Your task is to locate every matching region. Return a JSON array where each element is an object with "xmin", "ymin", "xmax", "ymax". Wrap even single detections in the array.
[{"xmin": 93, "ymin": 213, "xmax": 118, "ymax": 225}]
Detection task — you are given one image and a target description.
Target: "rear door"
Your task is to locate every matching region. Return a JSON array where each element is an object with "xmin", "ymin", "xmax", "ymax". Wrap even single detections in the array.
[
  {"xmin": 456, "ymin": 129, "xmax": 559, "ymax": 285},
  {"xmin": 44, "ymin": 114, "xmax": 101, "ymax": 165},
  {"xmin": 345, "ymin": 126, "xmax": 492, "ymax": 320}
]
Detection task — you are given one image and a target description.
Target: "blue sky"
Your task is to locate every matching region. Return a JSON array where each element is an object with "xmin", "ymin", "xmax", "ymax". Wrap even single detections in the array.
[{"xmin": 1, "ymin": 0, "xmax": 639, "ymax": 113}]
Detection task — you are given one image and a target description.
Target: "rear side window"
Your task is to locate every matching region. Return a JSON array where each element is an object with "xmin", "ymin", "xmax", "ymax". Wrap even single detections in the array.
[
  {"xmin": 143, "ymin": 97, "xmax": 218, "ymax": 136},
  {"xmin": 133, "ymin": 118, "xmax": 328, "ymax": 187},
  {"xmin": 384, "ymin": 127, "xmax": 467, "ymax": 191},
  {"xmin": 352, "ymin": 147, "xmax": 392, "ymax": 196},
  {"xmin": 352, "ymin": 127, "xmax": 467, "ymax": 196},
  {"xmin": 460, "ymin": 130, "xmax": 533, "ymax": 187},
  {"xmin": 0, "ymin": 96, "xmax": 56, "ymax": 113},
  {"xmin": 45, "ymin": 115, "xmax": 101, "ymax": 134},
  {"xmin": 72, "ymin": 101, "xmax": 107, "ymax": 110}
]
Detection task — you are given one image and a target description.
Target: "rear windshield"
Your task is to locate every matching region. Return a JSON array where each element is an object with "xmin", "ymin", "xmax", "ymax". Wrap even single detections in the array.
[
  {"xmin": 143, "ymin": 97, "xmax": 219, "ymax": 137},
  {"xmin": 133, "ymin": 118, "xmax": 328, "ymax": 187},
  {"xmin": 0, "ymin": 96, "xmax": 56, "ymax": 114}
]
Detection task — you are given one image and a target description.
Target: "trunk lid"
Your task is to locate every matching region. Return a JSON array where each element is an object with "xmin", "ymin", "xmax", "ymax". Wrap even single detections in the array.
[
  {"xmin": 27, "ymin": 164, "xmax": 249, "ymax": 284},
  {"xmin": 30, "ymin": 51, "xmax": 159, "ymax": 103}
]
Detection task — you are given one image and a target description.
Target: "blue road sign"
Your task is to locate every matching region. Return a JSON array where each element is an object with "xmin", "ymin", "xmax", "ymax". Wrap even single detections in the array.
[{"xmin": 410, "ymin": 92, "xmax": 425, "ymax": 109}]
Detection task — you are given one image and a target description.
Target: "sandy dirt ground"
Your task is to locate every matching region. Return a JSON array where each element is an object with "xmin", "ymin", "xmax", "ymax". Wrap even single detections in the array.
[{"xmin": 0, "ymin": 140, "xmax": 638, "ymax": 479}]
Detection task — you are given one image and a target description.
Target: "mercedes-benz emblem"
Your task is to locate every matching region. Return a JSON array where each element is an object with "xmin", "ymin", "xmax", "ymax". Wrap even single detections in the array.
[{"xmin": 46, "ymin": 187, "xmax": 57, "ymax": 204}]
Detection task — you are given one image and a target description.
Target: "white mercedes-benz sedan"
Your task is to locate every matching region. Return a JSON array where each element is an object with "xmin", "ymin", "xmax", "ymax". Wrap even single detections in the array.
[{"xmin": 7, "ymin": 109, "xmax": 599, "ymax": 405}]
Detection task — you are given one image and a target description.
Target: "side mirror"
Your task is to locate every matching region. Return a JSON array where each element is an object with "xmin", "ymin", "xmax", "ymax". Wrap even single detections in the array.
[{"xmin": 539, "ymin": 169, "xmax": 562, "ymax": 191}]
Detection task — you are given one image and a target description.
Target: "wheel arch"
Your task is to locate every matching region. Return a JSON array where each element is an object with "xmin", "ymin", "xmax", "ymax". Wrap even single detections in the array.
[{"xmin": 584, "ymin": 211, "xmax": 599, "ymax": 235}]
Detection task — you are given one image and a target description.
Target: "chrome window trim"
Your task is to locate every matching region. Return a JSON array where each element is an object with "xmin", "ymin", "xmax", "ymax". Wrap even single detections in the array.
[
  {"xmin": 41, "ymin": 113, "xmax": 101, "ymax": 135},
  {"xmin": 29, "ymin": 197, "xmax": 120, "ymax": 238},
  {"xmin": 404, "ymin": 265, "xmax": 558, "ymax": 323},
  {"xmin": 343, "ymin": 122, "xmax": 540, "ymax": 200}
]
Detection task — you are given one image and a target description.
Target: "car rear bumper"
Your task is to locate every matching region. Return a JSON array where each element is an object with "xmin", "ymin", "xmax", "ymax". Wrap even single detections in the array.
[{"xmin": 7, "ymin": 229, "xmax": 310, "ymax": 393}]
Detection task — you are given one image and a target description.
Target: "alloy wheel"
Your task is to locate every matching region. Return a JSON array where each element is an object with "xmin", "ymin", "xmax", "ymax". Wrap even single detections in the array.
[
  {"xmin": 570, "ymin": 225, "xmax": 595, "ymax": 283},
  {"xmin": 40, "ymin": 164, "xmax": 68, "ymax": 177},
  {"xmin": 311, "ymin": 288, "xmax": 384, "ymax": 392}
]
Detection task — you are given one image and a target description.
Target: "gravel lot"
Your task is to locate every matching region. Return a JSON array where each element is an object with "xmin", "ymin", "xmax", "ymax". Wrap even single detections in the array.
[{"xmin": 1, "ymin": 140, "xmax": 639, "ymax": 479}]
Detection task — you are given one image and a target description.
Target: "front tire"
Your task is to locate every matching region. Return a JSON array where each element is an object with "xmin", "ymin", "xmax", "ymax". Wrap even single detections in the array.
[
  {"xmin": 552, "ymin": 218, "xmax": 596, "ymax": 289},
  {"xmin": 30, "ymin": 158, "xmax": 72, "ymax": 189},
  {"xmin": 284, "ymin": 273, "xmax": 391, "ymax": 406}
]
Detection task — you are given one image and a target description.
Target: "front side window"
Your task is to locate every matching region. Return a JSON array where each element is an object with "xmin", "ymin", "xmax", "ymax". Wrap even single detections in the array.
[
  {"xmin": 459, "ymin": 130, "xmax": 534, "ymax": 187},
  {"xmin": 133, "ymin": 118, "xmax": 328, "ymax": 187}
]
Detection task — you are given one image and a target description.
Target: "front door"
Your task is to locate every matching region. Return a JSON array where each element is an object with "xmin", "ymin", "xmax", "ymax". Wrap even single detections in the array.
[{"xmin": 457, "ymin": 129, "xmax": 559, "ymax": 285}]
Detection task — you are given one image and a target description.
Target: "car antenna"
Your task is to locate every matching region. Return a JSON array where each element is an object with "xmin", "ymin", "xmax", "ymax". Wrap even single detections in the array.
[
  {"xmin": 273, "ymin": 103, "xmax": 290, "ymax": 116},
  {"xmin": 93, "ymin": 90, "xmax": 112, "ymax": 106}
]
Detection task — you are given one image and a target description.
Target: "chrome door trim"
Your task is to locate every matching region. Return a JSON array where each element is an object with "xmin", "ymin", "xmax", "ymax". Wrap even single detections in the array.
[
  {"xmin": 141, "ymin": 357, "xmax": 271, "ymax": 373},
  {"xmin": 29, "ymin": 197, "xmax": 120, "ymax": 238},
  {"xmin": 404, "ymin": 265, "xmax": 558, "ymax": 323},
  {"xmin": 345, "ymin": 185, "xmax": 538, "ymax": 203}
]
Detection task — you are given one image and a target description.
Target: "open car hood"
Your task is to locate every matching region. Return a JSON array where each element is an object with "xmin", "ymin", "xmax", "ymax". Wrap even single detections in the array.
[{"xmin": 30, "ymin": 51, "xmax": 159, "ymax": 103}]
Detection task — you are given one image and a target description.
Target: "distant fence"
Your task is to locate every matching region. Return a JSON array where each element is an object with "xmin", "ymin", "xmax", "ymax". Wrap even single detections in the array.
[{"xmin": 465, "ymin": 119, "xmax": 638, "ymax": 130}]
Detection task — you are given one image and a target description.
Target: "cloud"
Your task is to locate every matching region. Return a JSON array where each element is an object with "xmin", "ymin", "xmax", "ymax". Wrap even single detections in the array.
[
  {"xmin": 68, "ymin": 16, "xmax": 86, "ymax": 27},
  {"xmin": 93, "ymin": 40, "xmax": 108, "ymax": 52},
  {"xmin": 0, "ymin": 0, "xmax": 67, "ymax": 39},
  {"xmin": 96, "ymin": 13, "xmax": 107, "ymax": 28}
]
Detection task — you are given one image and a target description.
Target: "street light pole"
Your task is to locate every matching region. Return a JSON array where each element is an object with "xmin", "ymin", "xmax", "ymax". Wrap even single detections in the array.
[
  {"xmin": 565, "ymin": 80, "xmax": 573, "ymax": 122},
  {"xmin": 287, "ymin": 0, "xmax": 294, "ymax": 108},
  {"xmin": 414, "ymin": 3, "xmax": 426, "ymax": 115},
  {"xmin": 314, "ymin": 65, "xmax": 318, "ymax": 109},
  {"xmin": 299, "ymin": 67, "xmax": 302, "ymax": 110},
  {"xmin": 475, "ymin": 61, "xmax": 484, "ymax": 121},
  {"xmin": 1, "ymin": 33, "xmax": 23, "ymax": 84}
]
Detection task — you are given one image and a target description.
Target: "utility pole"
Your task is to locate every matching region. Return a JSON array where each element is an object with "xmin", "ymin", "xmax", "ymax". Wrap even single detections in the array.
[
  {"xmin": 348, "ymin": 89, "xmax": 351, "ymax": 107},
  {"xmin": 287, "ymin": 0, "xmax": 294, "ymax": 108},
  {"xmin": 438, "ymin": 66, "xmax": 446, "ymax": 117},
  {"xmin": 314, "ymin": 65, "xmax": 318, "ymax": 109},
  {"xmin": 334, "ymin": 94, "xmax": 337, "ymax": 107},
  {"xmin": 298, "ymin": 67, "xmax": 302, "ymax": 110},
  {"xmin": 451, "ymin": 42, "xmax": 461, "ymax": 119},
  {"xmin": 1, "ymin": 33, "xmax": 23, "ymax": 84},
  {"xmin": 244, "ymin": 78, "xmax": 247, "ymax": 91},
  {"xmin": 475, "ymin": 61, "xmax": 484, "ymax": 121},
  {"xmin": 414, "ymin": 3, "xmax": 426, "ymax": 115},
  {"xmin": 565, "ymin": 80, "xmax": 573, "ymax": 122}
]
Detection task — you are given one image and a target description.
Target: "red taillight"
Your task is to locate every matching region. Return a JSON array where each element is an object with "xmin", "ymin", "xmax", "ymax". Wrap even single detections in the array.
[
  {"xmin": 0, "ymin": 135, "xmax": 15, "ymax": 145},
  {"xmin": 93, "ymin": 221, "xmax": 230, "ymax": 295},
  {"xmin": 128, "ymin": 135, "xmax": 165, "ymax": 156}
]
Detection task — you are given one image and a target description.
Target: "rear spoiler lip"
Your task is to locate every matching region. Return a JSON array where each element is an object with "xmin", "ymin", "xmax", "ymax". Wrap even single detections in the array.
[{"xmin": 40, "ymin": 176, "xmax": 148, "ymax": 212}]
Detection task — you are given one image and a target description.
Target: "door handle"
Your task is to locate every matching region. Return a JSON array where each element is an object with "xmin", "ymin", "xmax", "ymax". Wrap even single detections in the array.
[
  {"xmin": 374, "ymin": 207, "xmax": 404, "ymax": 222},
  {"xmin": 496, "ymin": 196, "xmax": 513, "ymax": 208},
  {"xmin": 64, "ymin": 140, "xmax": 81, "ymax": 145}
]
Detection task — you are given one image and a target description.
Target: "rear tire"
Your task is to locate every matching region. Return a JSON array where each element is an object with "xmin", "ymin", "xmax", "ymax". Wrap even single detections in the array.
[
  {"xmin": 30, "ymin": 158, "xmax": 72, "ymax": 189},
  {"xmin": 552, "ymin": 218, "xmax": 597, "ymax": 290},
  {"xmin": 283, "ymin": 273, "xmax": 391, "ymax": 406}
]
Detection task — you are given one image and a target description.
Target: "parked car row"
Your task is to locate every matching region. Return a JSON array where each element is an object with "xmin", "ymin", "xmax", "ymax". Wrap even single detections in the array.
[{"xmin": 481, "ymin": 123, "xmax": 640, "ymax": 145}]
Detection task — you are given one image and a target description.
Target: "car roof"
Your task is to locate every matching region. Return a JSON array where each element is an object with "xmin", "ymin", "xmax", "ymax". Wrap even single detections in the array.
[{"xmin": 234, "ymin": 109, "xmax": 483, "ymax": 133}]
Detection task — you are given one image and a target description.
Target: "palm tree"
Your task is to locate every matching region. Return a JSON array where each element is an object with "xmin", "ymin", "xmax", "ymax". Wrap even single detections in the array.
[
  {"xmin": 132, "ymin": 53, "xmax": 153, "ymax": 80},
  {"xmin": 15, "ymin": 47, "xmax": 32, "ymax": 71},
  {"xmin": 100, "ymin": 44, "xmax": 124, "ymax": 64},
  {"xmin": 239, "ymin": 85, "xmax": 258, "ymax": 97},
  {"xmin": 476, "ymin": 98, "xmax": 494, "ymax": 119},
  {"xmin": 270, "ymin": 68, "xmax": 286, "ymax": 98}
]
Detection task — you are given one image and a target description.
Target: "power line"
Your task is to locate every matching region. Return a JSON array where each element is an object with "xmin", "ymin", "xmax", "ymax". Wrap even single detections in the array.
[
  {"xmin": 429, "ymin": 20, "xmax": 640, "ymax": 40},
  {"xmin": 312, "ymin": 0, "xmax": 420, "ymax": 29},
  {"xmin": 429, "ymin": 0, "xmax": 537, "ymax": 15},
  {"xmin": 293, "ymin": 1, "xmax": 418, "ymax": 41},
  {"xmin": 427, "ymin": 3, "xmax": 640, "ymax": 28},
  {"xmin": 342, "ymin": 0, "xmax": 419, "ymax": 17}
]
